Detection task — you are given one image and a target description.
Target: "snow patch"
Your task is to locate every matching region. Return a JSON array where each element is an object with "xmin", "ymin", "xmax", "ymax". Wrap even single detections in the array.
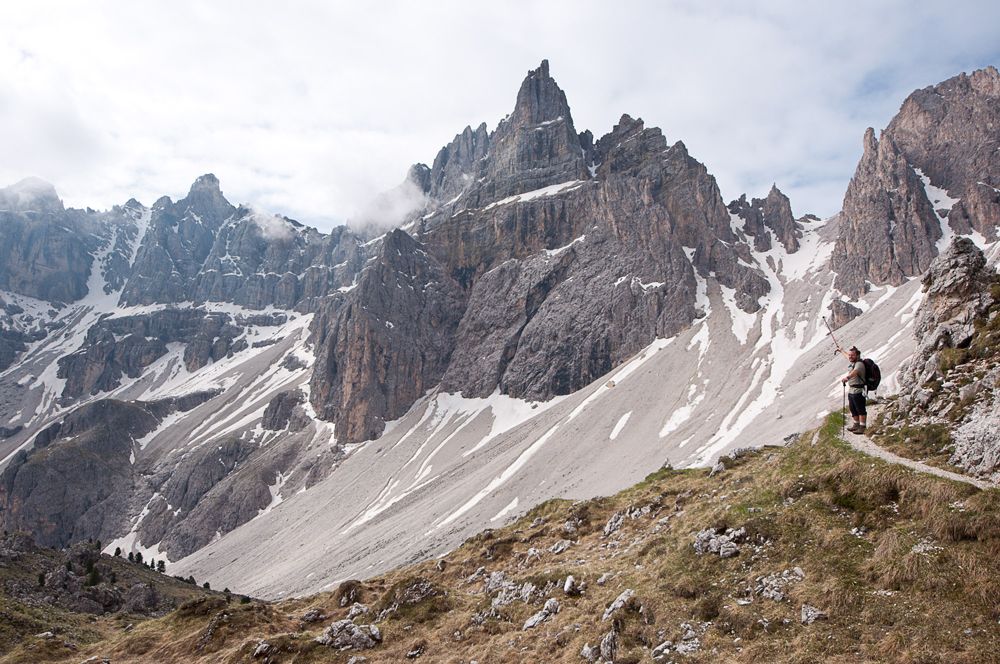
[{"xmin": 609, "ymin": 412, "xmax": 632, "ymax": 440}]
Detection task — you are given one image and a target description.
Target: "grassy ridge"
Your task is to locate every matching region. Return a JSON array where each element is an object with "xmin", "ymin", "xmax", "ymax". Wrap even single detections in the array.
[{"xmin": 18, "ymin": 413, "xmax": 1000, "ymax": 663}]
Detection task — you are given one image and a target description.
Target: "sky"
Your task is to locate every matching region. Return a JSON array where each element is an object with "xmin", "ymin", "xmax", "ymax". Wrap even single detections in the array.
[{"xmin": 2, "ymin": 1, "xmax": 999, "ymax": 230}]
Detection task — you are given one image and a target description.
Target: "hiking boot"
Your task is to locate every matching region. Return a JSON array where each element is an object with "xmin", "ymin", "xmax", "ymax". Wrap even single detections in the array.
[
  {"xmin": 846, "ymin": 423, "xmax": 862, "ymax": 433},
  {"xmin": 851, "ymin": 424, "xmax": 867, "ymax": 435}
]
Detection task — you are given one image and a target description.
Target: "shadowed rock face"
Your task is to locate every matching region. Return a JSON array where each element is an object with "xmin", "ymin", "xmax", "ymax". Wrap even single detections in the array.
[
  {"xmin": 120, "ymin": 175, "xmax": 236, "ymax": 306},
  {"xmin": 0, "ymin": 399, "xmax": 158, "ymax": 549},
  {"xmin": 309, "ymin": 229, "xmax": 466, "ymax": 442},
  {"xmin": 0, "ymin": 179, "xmax": 95, "ymax": 303},
  {"xmin": 832, "ymin": 66, "xmax": 1000, "ymax": 298},
  {"xmin": 831, "ymin": 128, "xmax": 942, "ymax": 298},
  {"xmin": 479, "ymin": 59, "xmax": 589, "ymax": 201}
]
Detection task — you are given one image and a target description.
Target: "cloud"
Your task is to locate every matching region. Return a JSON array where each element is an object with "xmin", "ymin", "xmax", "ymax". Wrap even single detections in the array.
[
  {"xmin": 348, "ymin": 176, "xmax": 427, "ymax": 237},
  {"xmin": 249, "ymin": 210, "xmax": 295, "ymax": 241},
  {"xmin": 1, "ymin": 1, "xmax": 998, "ymax": 228}
]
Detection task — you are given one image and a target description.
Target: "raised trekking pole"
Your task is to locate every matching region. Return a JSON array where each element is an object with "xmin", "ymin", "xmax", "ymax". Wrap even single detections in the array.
[{"xmin": 822, "ymin": 316, "xmax": 843, "ymax": 356}]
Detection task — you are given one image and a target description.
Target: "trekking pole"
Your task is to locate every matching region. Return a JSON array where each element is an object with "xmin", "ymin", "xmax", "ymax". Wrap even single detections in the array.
[
  {"xmin": 822, "ymin": 316, "xmax": 843, "ymax": 356},
  {"xmin": 842, "ymin": 382, "xmax": 846, "ymax": 439}
]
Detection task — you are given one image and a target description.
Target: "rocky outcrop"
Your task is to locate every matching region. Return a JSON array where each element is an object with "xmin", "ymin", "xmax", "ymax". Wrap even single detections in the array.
[
  {"xmin": 120, "ymin": 175, "xmax": 235, "ymax": 306},
  {"xmin": 0, "ymin": 393, "xmax": 219, "ymax": 549},
  {"xmin": 831, "ymin": 128, "xmax": 942, "ymax": 297},
  {"xmin": 427, "ymin": 123, "xmax": 491, "ymax": 202},
  {"xmin": 311, "ymin": 66, "xmax": 771, "ymax": 432},
  {"xmin": 310, "ymin": 230, "xmax": 466, "ymax": 442},
  {"xmin": 875, "ymin": 238, "xmax": 1000, "ymax": 480},
  {"xmin": 119, "ymin": 177, "xmax": 365, "ymax": 311},
  {"xmin": 0, "ymin": 184, "xmax": 93, "ymax": 302},
  {"xmin": 478, "ymin": 60, "xmax": 589, "ymax": 202},
  {"xmin": 430, "ymin": 113, "xmax": 766, "ymax": 402},
  {"xmin": 56, "ymin": 309, "xmax": 286, "ymax": 398},
  {"xmin": 832, "ymin": 66, "xmax": 1000, "ymax": 298},
  {"xmin": 885, "ymin": 66, "xmax": 1000, "ymax": 241},
  {"xmin": 190, "ymin": 210, "xmax": 365, "ymax": 312},
  {"xmin": 910, "ymin": 238, "xmax": 993, "ymax": 363},
  {"xmin": 423, "ymin": 61, "xmax": 589, "ymax": 209},
  {"xmin": 828, "ymin": 299, "xmax": 863, "ymax": 329},
  {"xmin": 262, "ymin": 390, "xmax": 305, "ymax": 431},
  {"xmin": 728, "ymin": 185, "xmax": 801, "ymax": 253},
  {"xmin": 0, "ymin": 400, "xmax": 158, "ymax": 548}
]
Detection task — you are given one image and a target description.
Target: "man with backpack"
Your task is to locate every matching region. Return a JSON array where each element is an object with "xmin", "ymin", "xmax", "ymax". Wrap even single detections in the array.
[{"xmin": 838, "ymin": 345, "xmax": 870, "ymax": 433}]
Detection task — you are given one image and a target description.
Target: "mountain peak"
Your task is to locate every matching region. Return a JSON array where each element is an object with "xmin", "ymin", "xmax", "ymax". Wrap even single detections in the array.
[
  {"xmin": 510, "ymin": 59, "xmax": 573, "ymax": 128},
  {"xmin": 0, "ymin": 177, "xmax": 64, "ymax": 213},
  {"xmin": 179, "ymin": 173, "xmax": 233, "ymax": 223},
  {"xmin": 189, "ymin": 173, "xmax": 222, "ymax": 194}
]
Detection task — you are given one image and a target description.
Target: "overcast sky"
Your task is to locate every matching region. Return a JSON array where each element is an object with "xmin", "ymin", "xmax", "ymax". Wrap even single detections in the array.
[{"xmin": 2, "ymin": 1, "xmax": 998, "ymax": 230}]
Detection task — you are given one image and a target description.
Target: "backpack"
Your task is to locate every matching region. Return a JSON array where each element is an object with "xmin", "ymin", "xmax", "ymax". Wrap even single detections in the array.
[{"xmin": 862, "ymin": 358, "xmax": 881, "ymax": 392}]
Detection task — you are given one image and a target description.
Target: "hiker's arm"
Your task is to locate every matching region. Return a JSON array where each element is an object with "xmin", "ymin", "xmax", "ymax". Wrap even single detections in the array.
[{"xmin": 841, "ymin": 367, "xmax": 860, "ymax": 384}]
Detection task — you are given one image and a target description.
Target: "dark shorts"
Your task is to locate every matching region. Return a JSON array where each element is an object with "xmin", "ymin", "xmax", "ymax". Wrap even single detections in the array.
[{"xmin": 848, "ymin": 391, "xmax": 867, "ymax": 417}]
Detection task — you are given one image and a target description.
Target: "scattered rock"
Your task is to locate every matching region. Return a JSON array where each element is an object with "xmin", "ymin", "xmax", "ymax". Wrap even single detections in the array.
[
  {"xmin": 300, "ymin": 608, "xmax": 326, "ymax": 623},
  {"xmin": 563, "ymin": 575, "xmax": 581, "ymax": 596},
  {"xmin": 599, "ymin": 629, "xmax": 618, "ymax": 661},
  {"xmin": 755, "ymin": 567, "xmax": 805, "ymax": 602},
  {"xmin": 693, "ymin": 526, "xmax": 746, "ymax": 557},
  {"xmin": 252, "ymin": 640, "xmax": 275, "ymax": 658},
  {"xmin": 800, "ymin": 604, "xmax": 828, "ymax": 625},
  {"xmin": 523, "ymin": 609, "xmax": 551, "ymax": 630},
  {"xmin": 347, "ymin": 603, "xmax": 370, "ymax": 620},
  {"xmin": 602, "ymin": 589, "xmax": 636, "ymax": 621},
  {"xmin": 549, "ymin": 539, "xmax": 573, "ymax": 555},
  {"xmin": 652, "ymin": 640, "xmax": 674, "ymax": 661},
  {"xmin": 603, "ymin": 511, "xmax": 625, "ymax": 536},
  {"xmin": 315, "ymin": 619, "xmax": 382, "ymax": 650}
]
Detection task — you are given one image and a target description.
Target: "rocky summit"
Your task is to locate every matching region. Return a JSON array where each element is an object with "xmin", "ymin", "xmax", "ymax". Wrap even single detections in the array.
[
  {"xmin": 831, "ymin": 66, "xmax": 1000, "ymax": 298},
  {"xmin": 0, "ymin": 61, "xmax": 998, "ymax": 626}
]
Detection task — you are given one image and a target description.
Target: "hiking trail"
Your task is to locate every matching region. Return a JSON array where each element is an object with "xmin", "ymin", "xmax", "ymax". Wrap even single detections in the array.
[{"xmin": 843, "ymin": 431, "xmax": 997, "ymax": 490}]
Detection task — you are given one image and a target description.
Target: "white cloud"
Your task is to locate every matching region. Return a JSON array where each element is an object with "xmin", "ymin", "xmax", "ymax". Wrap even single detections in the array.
[{"xmin": 1, "ymin": 1, "xmax": 997, "ymax": 229}]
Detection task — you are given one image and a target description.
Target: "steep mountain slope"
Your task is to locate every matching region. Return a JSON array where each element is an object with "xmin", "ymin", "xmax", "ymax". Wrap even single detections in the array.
[{"xmin": 0, "ymin": 62, "xmax": 997, "ymax": 602}]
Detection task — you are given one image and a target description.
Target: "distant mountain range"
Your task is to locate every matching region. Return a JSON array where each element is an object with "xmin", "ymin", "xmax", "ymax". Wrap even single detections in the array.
[{"xmin": 0, "ymin": 61, "xmax": 997, "ymax": 598}]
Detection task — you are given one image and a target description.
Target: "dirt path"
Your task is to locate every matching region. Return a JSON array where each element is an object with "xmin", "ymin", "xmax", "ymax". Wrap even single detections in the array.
[{"xmin": 844, "ymin": 432, "xmax": 996, "ymax": 490}]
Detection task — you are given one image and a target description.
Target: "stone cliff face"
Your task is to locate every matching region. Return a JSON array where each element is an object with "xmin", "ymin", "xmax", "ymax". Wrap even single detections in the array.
[
  {"xmin": 0, "ymin": 179, "xmax": 95, "ymax": 303},
  {"xmin": 874, "ymin": 238, "xmax": 1000, "ymax": 480},
  {"xmin": 307, "ymin": 68, "xmax": 773, "ymax": 437},
  {"xmin": 434, "ymin": 115, "xmax": 769, "ymax": 402},
  {"xmin": 885, "ymin": 66, "xmax": 1000, "ymax": 241},
  {"xmin": 832, "ymin": 66, "xmax": 1000, "ymax": 298},
  {"xmin": 0, "ymin": 399, "xmax": 159, "ymax": 549},
  {"xmin": 119, "ymin": 175, "xmax": 365, "ymax": 311},
  {"xmin": 310, "ymin": 229, "xmax": 466, "ymax": 442}
]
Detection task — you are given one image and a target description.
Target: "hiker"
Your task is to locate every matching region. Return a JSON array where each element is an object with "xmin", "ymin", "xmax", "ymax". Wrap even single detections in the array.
[{"xmin": 838, "ymin": 345, "xmax": 867, "ymax": 434}]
